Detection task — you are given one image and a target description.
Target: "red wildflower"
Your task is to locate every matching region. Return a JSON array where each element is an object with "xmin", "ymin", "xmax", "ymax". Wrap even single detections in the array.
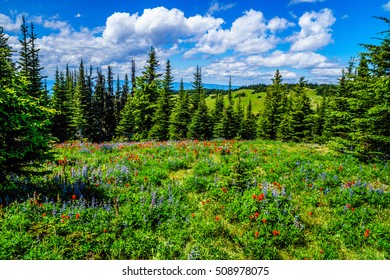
[
  {"xmin": 103, "ymin": 229, "xmax": 108, "ymax": 233},
  {"xmin": 351, "ymin": 208, "xmax": 355, "ymax": 212},
  {"xmin": 273, "ymin": 182, "xmax": 277, "ymax": 186},
  {"xmin": 191, "ymin": 213, "xmax": 195, "ymax": 218},
  {"xmin": 258, "ymin": 193, "xmax": 265, "ymax": 201},
  {"xmin": 206, "ymin": 199, "xmax": 210, "ymax": 203},
  {"xmin": 250, "ymin": 215, "xmax": 254, "ymax": 219},
  {"xmin": 75, "ymin": 213, "xmax": 80, "ymax": 219},
  {"xmin": 254, "ymin": 212, "xmax": 259, "ymax": 219},
  {"xmin": 339, "ymin": 165, "xmax": 343, "ymax": 171},
  {"xmin": 320, "ymin": 187, "xmax": 323, "ymax": 191},
  {"xmin": 61, "ymin": 219, "xmax": 65, "ymax": 223},
  {"xmin": 252, "ymin": 194, "xmax": 257, "ymax": 199},
  {"xmin": 320, "ymin": 250, "xmax": 324, "ymax": 254},
  {"xmin": 346, "ymin": 204, "xmax": 351, "ymax": 209},
  {"xmin": 201, "ymin": 201, "xmax": 205, "ymax": 205},
  {"xmin": 134, "ymin": 171, "xmax": 139, "ymax": 176},
  {"xmin": 262, "ymin": 219, "xmax": 267, "ymax": 223},
  {"xmin": 254, "ymin": 231, "xmax": 259, "ymax": 238},
  {"xmin": 364, "ymin": 229, "xmax": 370, "ymax": 238},
  {"xmin": 215, "ymin": 216, "xmax": 220, "ymax": 221},
  {"xmin": 272, "ymin": 230, "xmax": 280, "ymax": 236},
  {"xmin": 71, "ymin": 194, "xmax": 77, "ymax": 200},
  {"xmin": 144, "ymin": 176, "xmax": 148, "ymax": 181},
  {"xmin": 42, "ymin": 213, "xmax": 46, "ymax": 217},
  {"xmin": 222, "ymin": 187, "xmax": 227, "ymax": 193},
  {"xmin": 308, "ymin": 212, "xmax": 313, "ymax": 216}
]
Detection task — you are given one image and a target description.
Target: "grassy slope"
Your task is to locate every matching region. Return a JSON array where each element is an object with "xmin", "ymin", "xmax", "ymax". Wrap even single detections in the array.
[{"xmin": 205, "ymin": 88, "xmax": 323, "ymax": 115}]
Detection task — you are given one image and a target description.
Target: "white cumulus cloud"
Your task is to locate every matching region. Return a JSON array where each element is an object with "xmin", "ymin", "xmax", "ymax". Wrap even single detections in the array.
[
  {"xmin": 185, "ymin": 10, "xmax": 294, "ymax": 57},
  {"xmin": 287, "ymin": 8, "xmax": 336, "ymax": 51}
]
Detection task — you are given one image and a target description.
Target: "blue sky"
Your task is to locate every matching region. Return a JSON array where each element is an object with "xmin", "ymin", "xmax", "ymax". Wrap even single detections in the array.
[{"xmin": 1, "ymin": 0, "xmax": 390, "ymax": 85}]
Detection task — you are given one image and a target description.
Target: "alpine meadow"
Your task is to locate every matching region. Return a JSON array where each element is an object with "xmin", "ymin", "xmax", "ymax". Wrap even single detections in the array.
[{"xmin": 0, "ymin": 1, "xmax": 389, "ymax": 261}]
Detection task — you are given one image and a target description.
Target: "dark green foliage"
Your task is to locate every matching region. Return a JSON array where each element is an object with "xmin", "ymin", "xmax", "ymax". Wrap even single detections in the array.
[
  {"xmin": 191, "ymin": 65, "xmax": 203, "ymax": 111},
  {"xmin": 0, "ymin": 24, "xmax": 54, "ymax": 189},
  {"xmin": 258, "ymin": 70, "xmax": 285, "ymax": 140},
  {"xmin": 149, "ymin": 60, "xmax": 174, "ymax": 140},
  {"xmin": 169, "ymin": 79, "xmax": 191, "ymax": 140},
  {"xmin": 188, "ymin": 94, "xmax": 211, "ymax": 140},
  {"xmin": 50, "ymin": 68, "xmax": 71, "ymax": 142},
  {"xmin": 17, "ymin": 18, "xmax": 47, "ymax": 103},
  {"xmin": 240, "ymin": 100, "xmax": 257, "ymax": 140}
]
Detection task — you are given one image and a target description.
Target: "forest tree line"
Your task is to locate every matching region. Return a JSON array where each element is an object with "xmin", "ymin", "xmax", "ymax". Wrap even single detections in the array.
[{"xmin": 1, "ymin": 16, "xmax": 390, "ymax": 185}]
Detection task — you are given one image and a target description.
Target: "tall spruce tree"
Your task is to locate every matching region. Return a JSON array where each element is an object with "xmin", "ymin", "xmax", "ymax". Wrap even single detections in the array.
[
  {"xmin": 258, "ymin": 69, "xmax": 284, "ymax": 140},
  {"xmin": 191, "ymin": 65, "xmax": 203, "ymax": 111},
  {"xmin": 50, "ymin": 68, "xmax": 70, "ymax": 142},
  {"xmin": 1, "ymin": 24, "xmax": 54, "ymax": 190},
  {"xmin": 149, "ymin": 60, "xmax": 174, "ymax": 140},
  {"xmin": 240, "ymin": 100, "xmax": 257, "ymax": 140},
  {"xmin": 169, "ymin": 79, "xmax": 191, "ymax": 140},
  {"xmin": 188, "ymin": 93, "xmax": 211, "ymax": 140}
]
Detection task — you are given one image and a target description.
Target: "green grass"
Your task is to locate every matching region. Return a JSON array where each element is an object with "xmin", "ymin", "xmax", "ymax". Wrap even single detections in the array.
[
  {"xmin": 206, "ymin": 88, "xmax": 323, "ymax": 115},
  {"xmin": 0, "ymin": 140, "xmax": 388, "ymax": 260}
]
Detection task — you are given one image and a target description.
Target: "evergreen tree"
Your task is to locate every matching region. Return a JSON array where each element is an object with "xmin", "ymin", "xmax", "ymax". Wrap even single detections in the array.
[
  {"xmin": 149, "ymin": 60, "xmax": 174, "ymax": 140},
  {"xmin": 50, "ymin": 68, "xmax": 70, "ymax": 142},
  {"xmin": 114, "ymin": 74, "xmax": 122, "ymax": 127},
  {"xmin": 116, "ymin": 94, "xmax": 134, "ymax": 140},
  {"xmin": 0, "ymin": 27, "xmax": 14, "ymax": 86},
  {"xmin": 240, "ymin": 100, "xmax": 257, "ymax": 140},
  {"xmin": 235, "ymin": 96, "xmax": 244, "ymax": 139},
  {"xmin": 90, "ymin": 69, "xmax": 106, "ymax": 142},
  {"xmin": 1, "ymin": 24, "xmax": 54, "ymax": 190},
  {"xmin": 169, "ymin": 79, "xmax": 191, "ymax": 140},
  {"xmin": 191, "ymin": 65, "xmax": 203, "ymax": 111},
  {"xmin": 130, "ymin": 77, "xmax": 153, "ymax": 140},
  {"xmin": 211, "ymin": 91, "xmax": 225, "ymax": 138},
  {"xmin": 258, "ymin": 69, "xmax": 285, "ymax": 139},
  {"xmin": 215, "ymin": 77, "xmax": 237, "ymax": 139},
  {"xmin": 188, "ymin": 93, "xmax": 211, "ymax": 140},
  {"xmin": 104, "ymin": 65, "xmax": 116, "ymax": 140},
  {"xmin": 131, "ymin": 58, "xmax": 136, "ymax": 95}
]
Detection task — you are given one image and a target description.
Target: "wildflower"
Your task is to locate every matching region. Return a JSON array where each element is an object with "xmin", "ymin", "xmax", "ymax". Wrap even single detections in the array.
[
  {"xmin": 262, "ymin": 219, "xmax": 267, "ymax": 223},
  {"xmin": 104, "ymin": 229, "xmax": 108, "ymax": 233},
  {"xmin": 254, "ymin": 212, "xmax": 259, "ymax": 219},
  {"xmin": 252, "ymin": 194, "xmax": 257, "ymax": 199},
  {"xmin": 75, "ymin": 213, "xmax": 80, "ymax": 219},
  {"xmin": 320, "ymin": 187, "xmax": 323, "ymax": 191},
  {"xmin": 42, "ymin": 213, "xmax": 46, "ymax": 217},
  {"xmin": 320, "ymin": 250, "xmax": 324, "ymax": 254},
  {"xmin": 308, "ymin": 212, "xmax": 313, "ymax": 216},
  {"xmin": 222, "ymin": 187, "xmax": 227, "ymax": 193},
  {"xmin": 201, "ymin": 201, "xmax": 205, "ymax": 205},
  {"xmin": 250, "ymin": 215, "xmax": 254, "ymax": 219},
  {"xmin": 364, "ymin": 229, "xmax": 370, "ymax": 238},
  {"xmin": 61, "ymin": 219, "xmax": 65, "ymax": 223},
  {"xmin": 72, "ymin": 194, "xmax": 77, "ymax": 200},
  {"xmin": 255, "ymin": 231, "xmax": 259, "ymax": 238},
  {"xmin": 215, "ymin": 216, "xmax": 220, "ymax": 221},
  {"xmin": 272, "ymin": 230, "xmax": 280, "ymax": 236},
  {"xmin": 192, "ymin": 213, "xmax": 195, "ymax": 218},
  {"xmin": 339, "ymin": 165, "xmax": 343, "ymax": 171},
  {"xmin": 206, "ymin": 199, "xmax": 210, "ymax": 203},
  {"xmin": 258, "ymin": 193, "xmax": 265, "ymax": 201}
]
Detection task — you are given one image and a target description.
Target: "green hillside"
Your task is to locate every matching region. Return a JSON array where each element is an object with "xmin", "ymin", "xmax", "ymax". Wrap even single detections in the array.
[{"xmin": 205, "ymin": 88, "xmax": 323, "ymax": 115}]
